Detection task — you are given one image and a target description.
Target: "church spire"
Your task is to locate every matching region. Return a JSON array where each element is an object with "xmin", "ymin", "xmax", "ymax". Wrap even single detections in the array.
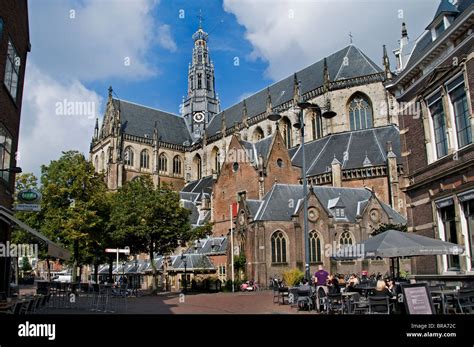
[
  {"xmin": 183, "ymin": 16, "xmax": 220, "ymax": 140},
  {"xmin": 323, "ymin": 58, "xmax": 330, "ymax": 93},
  {"xmin": 383, "ymin": 45, "xmax": 393, "ymax": 80},
  {"xmin": 242, "ymin": 99, "xmax": 249, "ymax": 128},
  {"xmin": 266, "ymin": 87, "xmax": 273, "ymax": 116}
]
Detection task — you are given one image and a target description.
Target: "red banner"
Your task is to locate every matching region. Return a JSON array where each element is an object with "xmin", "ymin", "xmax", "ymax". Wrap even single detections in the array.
[{"xmin": 231, "ymin": 202, "xmax": 238, "ymax": 218}]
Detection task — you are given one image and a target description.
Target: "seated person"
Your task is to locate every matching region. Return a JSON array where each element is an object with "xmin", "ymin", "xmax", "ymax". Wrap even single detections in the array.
[
  {"xmin": 327, "ymin": 277, "xmax": 341, "ymax": 295},
  {"xmin": 371, "ymin": 280, "xmax": 393, "ymax": 298},
  {"xmin": 299, "ymin": 279, "xmax": 311, "ymax": 292}
]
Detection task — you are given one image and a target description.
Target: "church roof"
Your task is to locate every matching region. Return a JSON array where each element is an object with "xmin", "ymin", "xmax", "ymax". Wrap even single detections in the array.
[
  {"xmin": 205, "ymin": 45, "xmax": 382, "ymax": 138},
  {"xmin": 394, "ymin": 0, "xmax": 472, "ymax": 80},
  {"xmin": 239, "ymin": 135, "xmax": 274, "ymax": 166},
  {"xmin": 184, "ymin": 236, "xmax": 228, "ymax": 255},
  {"xmin": 289, "ymin": 125, "xmax": 401, "ymax": 176},
  {"xmin": 253, "ymin": 183, "xmax": 406, "ymax": 224},
  {"xmin": 182, "ymin": 175, "xmax": 214, "ymax": 195},
  {"xmin": 112, "ymin": 98, "xmax": 192, "ymax": 146}
]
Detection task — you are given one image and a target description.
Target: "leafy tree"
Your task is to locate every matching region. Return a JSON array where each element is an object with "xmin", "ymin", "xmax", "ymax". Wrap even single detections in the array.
[
  {"xmin": 110, "ymin": 176, "xmax": 191, "ymax": 291},
  {"xmin": 189, "ymin": 222, "xmax": 213, "ymax": 241},
  {"xmin": 20, "ymin": 256, "xmax": 32, "ymax": 273}
]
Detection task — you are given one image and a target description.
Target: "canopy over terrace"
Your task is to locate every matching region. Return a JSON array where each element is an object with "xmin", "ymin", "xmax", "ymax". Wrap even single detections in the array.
[
  {"xmin": 0, "ymin": 206, "xmax": 70, "ymax": 260},
  {"xmin": 331, "ymin": 229, "xmax": 464, "ymax": 277}
]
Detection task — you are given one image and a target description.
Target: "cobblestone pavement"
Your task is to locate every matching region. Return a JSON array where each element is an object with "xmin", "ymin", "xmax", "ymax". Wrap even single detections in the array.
[{"xmin": 46, "ymin": 290, "xmax": 313, "ymax": 314}]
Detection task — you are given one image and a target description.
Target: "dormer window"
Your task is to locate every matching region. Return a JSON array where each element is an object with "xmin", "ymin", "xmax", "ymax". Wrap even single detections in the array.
[
  {"xmin": 335, "ymin": 208, "xmax": 345, "ymax": 218},
  {"xmin": 434, "ymin": 20, "xmax": 445, "ymax": 39}
]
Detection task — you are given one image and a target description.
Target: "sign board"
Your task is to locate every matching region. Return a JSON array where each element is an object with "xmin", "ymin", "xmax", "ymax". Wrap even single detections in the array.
[
  {"xmin": 105, "ymin": 247, "xmax": 130, "ymax": 254},
  {"xmin": 401, "ymin": 283, "xmax": 435, "ymax": 314},
  {"xmin": 15, "ymin": 189, "xmax": 42, "ymax": 212}
]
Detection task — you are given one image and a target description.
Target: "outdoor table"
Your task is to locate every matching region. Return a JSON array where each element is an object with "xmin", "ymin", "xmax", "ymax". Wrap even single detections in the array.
[
  {"xmin": 341, "ymin": 292, "xmax": 358, "ymax": 313},
  {"xmin": 430, "ymin": 289, "xmax": 458, "ymax": 314}
]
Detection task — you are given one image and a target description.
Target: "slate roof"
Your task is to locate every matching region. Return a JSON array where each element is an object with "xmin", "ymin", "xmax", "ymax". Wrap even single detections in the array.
[
  {"xmin": 184, "ymin": 236, "xmax": 228, "ymax": 255},
  {"xmin": 253, "ymin": 183, "xmax": 406, "ymax": 224},
  {"xmin": 205, "ymin": 45, "xmax": 382, "ymax": 137},
  {"xmin": 396, "ymin": 0, "xmax": 473, "ymax": 77},
  {"xmin": 246, "ymin": 199, "xmax": 263, "ymax": 218},
  {"xmin": 112, "ymin": 98, "xmax": 192, "ymax": 146},
  {"xmin": 290, "ymin": 125, "xmax": 401, "ymax": 176},
  {"xmin": 239, "ymin": 135, "xmax": 274, "ymax": 166},
  {"xmin": 182, "ymin": 175, "xmax": 214, "ymax": 195}
]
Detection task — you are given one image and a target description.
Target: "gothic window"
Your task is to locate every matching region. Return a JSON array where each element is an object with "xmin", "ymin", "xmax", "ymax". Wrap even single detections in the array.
[
  {"xmin": 197, "ymin": 73, "xmax": 202, "ymax": 89},
  {"xmin": 194, "ymin": 154, "xmax": 202, "ymax": 179},
  {"xmin": 271, "ymin": 231, "xmax": 287, "ymax": 263},
  {"xmin": 339, "ymin": 231, "xmax": 354, "ymax": 247},
  {"xmin": 448, "ymin": 76, "xmax": 472, "ymax": 148},
  {"xmin": 100, "ymin": 152, "xmax": 105, "ymax": 172},
  {"xmin": 428, "ymin": 93, "xmax": 448, "ymax": 158},
  {"xmin": 4, "ymin": 39, "xmax": 19, "ymax": 102},
  {"xmin": 206, "ymin": 74, "xmax": 211, "ymax": 90},
  {"xmin": 253, "ymin": 127, "xmax": 264, "ymax": 141},
  {"xmin": 309, "ymin": 231, "xmax": 322, "ymax": 263},
  {"xmin": 281, "ymin": 117, "xmax": 292, "ymax": 149},
  {"xmin": 311, "ymin": 113, "xmax": 323, "ymax": 140},
  {"xmin": 211, "ymin": 147, "xmax": 220, "ymax": 174},
  {"xmin": 349, "ymin": 93, "xmax": 373, "ymax": 130},
  {"xmin": 159, "ymin": 153, "xmax": 168, "ymax": 173},
  {"xmin": 124, "ymin": 147, "xmax": 134, "ymax": 167},
  {"xmin": 173, "ymin": 155, "xmax": 182, "ymax": 175},
  {"xmin": 140, "ymin": 150, "xmax": 150, "ymax": 169},
  {"xmin": 94, "ymin": 155, "xmax": 99, "ymax": 173}
]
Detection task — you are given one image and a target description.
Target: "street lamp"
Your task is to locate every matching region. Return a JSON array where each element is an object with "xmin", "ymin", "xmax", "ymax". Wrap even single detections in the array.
[
  {"xmin": 0, "ymin": 167, "xmax": 22, "ymax": 173},
  {"xmin": 267, "ymin": 97, "xmax": 322, "ymax": 282},
  {"xmin": 181, "ymin": 253, "xmax": 187, "ymax": 293}
]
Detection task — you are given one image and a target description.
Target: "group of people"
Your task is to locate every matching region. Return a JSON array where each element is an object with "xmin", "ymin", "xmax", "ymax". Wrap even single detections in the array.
[{"xmin": 310, "ymin": 265, "xmax": 397, "ymax": 298}]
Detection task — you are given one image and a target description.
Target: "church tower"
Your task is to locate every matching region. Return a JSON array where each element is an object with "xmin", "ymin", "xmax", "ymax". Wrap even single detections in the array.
[{"xmin": 182, "ymin": 18, "xmax": 220, "ymax": 141}]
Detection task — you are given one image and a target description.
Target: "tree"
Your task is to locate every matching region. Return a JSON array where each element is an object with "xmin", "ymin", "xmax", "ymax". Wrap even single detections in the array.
[
  {"xmin": 189, "ymin": 222, "xmax": 213, "ymax": 241},
  {"xmin": 110, "ymin": 176, "xmax": 191, "ymax": 291}
]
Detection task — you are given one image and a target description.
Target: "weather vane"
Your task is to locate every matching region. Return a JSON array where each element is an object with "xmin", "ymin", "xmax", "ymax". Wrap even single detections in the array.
[
  {"xmin": 349, "ymin": 32, "xmax": 353, "ymax": 44},
  {"xmin": 197, "ymin": 9, "xmax": 204, "ymax": 29}
]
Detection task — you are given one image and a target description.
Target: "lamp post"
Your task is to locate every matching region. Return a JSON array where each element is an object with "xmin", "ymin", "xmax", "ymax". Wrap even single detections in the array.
[
  {"xmin": 267, "ymin": 90, "xmax": 335, "ymax": 281},
  {"xmin": 0, "ymin": 167, "xmax": 22, "ymax": 173},
  {"xmin": 181, "ymin": 253, "xmax": 187, "ymax": 293}
]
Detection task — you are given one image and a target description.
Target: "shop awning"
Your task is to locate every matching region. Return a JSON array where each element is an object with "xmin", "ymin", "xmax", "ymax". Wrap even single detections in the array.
[{"xmin": 0, "ymin": 206, "xmax": 71, "ymax": 260}]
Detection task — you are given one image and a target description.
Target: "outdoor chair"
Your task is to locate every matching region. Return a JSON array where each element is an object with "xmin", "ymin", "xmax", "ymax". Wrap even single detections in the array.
[
  {"xmin": 272, "ymin": 282, "xmax": 280, "ymax": 304},
  {"xmin": 317, "ymin": 287, "xmax": 327, "ymax": 313},
  {"xmin": 12, "ymin": 301, "xmax": 24, "ymax": 315},
  {"xmin": 278, "ymin": 286, "xmax": 289, "ymax": 305},
  {"xmin": 456, "ymin": 289, "xmax": 474, "ymax": 314},
  {"xmin": 429, "ymin": 285, "xmax": 444, "ymax": 314},
  {"xmin": 326, "ymin": 293, "xmax": 344, "ymax": 314},
  {"xmin": 296, "ymin": 289, "xmax": 314, "ymax": 311},
  {"xmin": 347, "ymin": 292, "xmax": 368, "ymax": 314},
  {"xmin": 20, "ymin": 298, "xmax": 35, "ymax": 315},
  {"xmin": 289, "ymin": 287, "xmax": 299, "ymax": 308},
  {"xmin": 368, "ymin": 296, "xmax": 390, "ymax": 314}
]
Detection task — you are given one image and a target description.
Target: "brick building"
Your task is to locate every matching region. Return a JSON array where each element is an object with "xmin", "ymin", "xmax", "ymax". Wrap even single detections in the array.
[
  {"xmin": 387, "ymin": 0, "xmax": 474, "ymax": 275},
  {"xmin": 0, "ymin": 0, "xmax": 30, "ymax": 295}
]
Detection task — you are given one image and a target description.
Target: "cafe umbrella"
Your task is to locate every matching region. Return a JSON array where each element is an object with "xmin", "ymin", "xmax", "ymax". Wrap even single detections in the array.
[{"xmin": 331, "ymin": 229, "xmax": 465, "ymax": 278}]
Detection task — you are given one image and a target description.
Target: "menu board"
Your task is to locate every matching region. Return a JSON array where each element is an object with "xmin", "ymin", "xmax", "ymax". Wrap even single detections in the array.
[{"xmin": 401, "ymin": 283, "xmax": 435, "ymax": 314}]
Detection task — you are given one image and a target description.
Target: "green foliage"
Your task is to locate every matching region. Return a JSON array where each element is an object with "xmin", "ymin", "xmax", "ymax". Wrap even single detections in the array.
[
  {"xmin": 233, "ymin": 254, "xmax": 246, "ymax": 272},
  {"xmin": 282, "ymin": 268, "xmax": 305, "ymax": 287},
  {"xmin": 189, "ymin": 222, "xmax": 213, "ymax": 241},
  {"xmin": 20, "ymin": 256, "xmax": 32, "ymax": 272},
  {"xmin": 109, "ymin": 177, "xmax": 192, "ymax": 290},
  {"xmin": 370, "ymin": 223, "xmax": 407, "ymax": 236},
  {"xmin": 13, "ymin": 152, "xmax": 112, "ymax": 281}
]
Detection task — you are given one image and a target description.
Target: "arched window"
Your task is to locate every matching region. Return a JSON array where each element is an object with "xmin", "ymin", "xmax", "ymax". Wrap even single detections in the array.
[
  {"xmin": 253, "ymin": 127, "xmax": 264, "ymax": 141},
  {"xmin": 140, "ymin": 150, "xmax": 150, "ymax": 169},
  {"xmin": 159, "ymin": 153, "xmax": 168, "ymax": 173},
  {"xmin": 173, "ymin": 155, "xmax": 182, "ymax": 175},
  {"xmin": 349, "ymin": 93, "xmax": 373, "ymax": 130},
  {"xmin": 194, "ymin": 154, "xmax": 202, "ymax": 179},
  {"xmin": 94, "ymin": 155, "xmax": 99, "ymax": 172},
  {"xmin": 100, "ymin": 152, "xmax": 105, "ymax": 172},
  {"xmin": 271, "ymin": 231, "xmax": 287, "ymax": 263},
  {"xmin": 211, "ymin": 147, "xmax": 220, "ymax": 174},
  {"xmin": 339, "ymin": 231, "xmax": 354, "ymax": 247},
  {"xmin": 124, "ymin": 147, "xmax": 134, "ymax": 167},
  {"xmin": 311, "ymin": 113, "xmax": 323, "ymax": 140},
  {"xmin": 309, "ymin": 231, "xmax": 322, "ymax": 263},
  {"xmin": 281, "ymin": 117, "xmax": 292, "ymax": 149}
]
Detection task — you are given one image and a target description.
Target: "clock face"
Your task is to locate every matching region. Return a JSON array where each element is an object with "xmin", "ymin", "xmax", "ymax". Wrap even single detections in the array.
[
  {"xmin": 308, "ymin": 207, "xmax": 319, "ymax": 222},
  {"xmin": 193, "ymin": 112, "xmax": 205, "ymax": 123},
  {"xmin": 370, "ymin": 209, "xmax": 380, "ymax": 222},
  {"xmin": 239, "ymin": 212, "xmax": 245, "ymax": 225}
]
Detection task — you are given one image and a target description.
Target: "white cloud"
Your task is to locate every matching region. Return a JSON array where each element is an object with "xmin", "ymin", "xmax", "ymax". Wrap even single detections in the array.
[
  {"xmin": 18, "ymin": 63, "xmax": 102, "ymax": 177},
  {"xmin": 223, "ymin": 0, "xmax": 439, "ymax": 81},
  {"xmin": 28, "ymin": 0, "xmax": 164, "ymax": 81},
  {"xmin": 156, "ymin": 24, "xmax": 177, "ymax": 52}
]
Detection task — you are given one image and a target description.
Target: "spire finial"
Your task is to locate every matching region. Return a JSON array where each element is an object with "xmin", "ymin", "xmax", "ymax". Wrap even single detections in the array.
[
  {"xmin": 198, "ymin": 9, "xmax": 203, "ymax": 29},
  {"xmin": 108, "ymin": 86, "xmax": 113, "ymax": 99},
  {"xmin": 349, "ymin": 32, "xmax": 353, "ymax": 44},
  {"xmin": 401, "ymin": 22, "xmax": 408, "ymax": 38}
]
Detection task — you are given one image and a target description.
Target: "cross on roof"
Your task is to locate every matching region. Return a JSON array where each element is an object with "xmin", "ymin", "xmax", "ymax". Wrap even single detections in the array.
[{"xmin": 198, "ymin": 9, "xmax": 204, "ymax": 29}]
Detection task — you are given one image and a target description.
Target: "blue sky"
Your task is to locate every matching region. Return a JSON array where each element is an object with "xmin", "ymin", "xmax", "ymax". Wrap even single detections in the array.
[{"xmin": 19, "ymin": 0, "xmax": 440, "ymax": 177}]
